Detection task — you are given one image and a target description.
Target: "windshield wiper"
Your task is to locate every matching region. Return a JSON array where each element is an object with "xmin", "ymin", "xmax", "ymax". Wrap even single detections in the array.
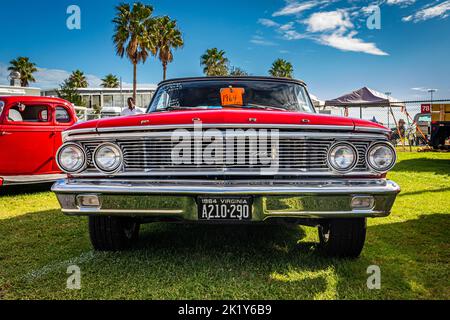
[
  {"xmin": 161, "ymin": 105, "xmax": 287, "ymax": 112},
  {"xmin": 161, "ymin": 106, "xmax": 201, "ymax": 111},
  {"xmin": 224, "ymin": 104, "xmax": 287, "ymax": 111}
]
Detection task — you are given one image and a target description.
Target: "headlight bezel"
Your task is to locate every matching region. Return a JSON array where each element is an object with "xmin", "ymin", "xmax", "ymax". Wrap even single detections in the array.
[
  {"xmin": 366, "ymin": 142, "xmax": 397, "ymax": 173},
  {"xmin": 56, "ymin": 143, "xmax": 87, "ymax": 174},
  {"xmin": 93, "ymin": 142, "xmax": 123, "ymax": 174},
  {"xmin": 327, "ymin": 142, "xmax": 359, "ymax": 173}
]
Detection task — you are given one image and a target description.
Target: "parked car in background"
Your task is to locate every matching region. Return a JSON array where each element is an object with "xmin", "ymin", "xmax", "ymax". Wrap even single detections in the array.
[
  {"xmin": 52, "ymin": 77, "xmax": 400, "ymax": 258},
  {"xmin": 412, "ymin": 112, "xmax": 431, "ymax": 145},
  {"xmin": 0, "ymin": 96, "xmax": 77, "ymax": 187},
  {"xmin": 430, "ymin": 104, "xmax": 450, "ymax": 149}
]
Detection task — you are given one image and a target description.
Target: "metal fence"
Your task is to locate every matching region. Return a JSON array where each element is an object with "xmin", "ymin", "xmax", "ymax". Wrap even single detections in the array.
[{"xmin": 319, "ymin": 99, "xmax": 450, "ymax": 149}]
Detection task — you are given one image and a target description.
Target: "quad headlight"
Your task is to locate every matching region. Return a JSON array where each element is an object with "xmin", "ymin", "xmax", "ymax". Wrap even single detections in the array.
[
  {"xmin": 56, "ymin": 143, "xmax": 86, "ymax": 173},
  {"xmin": 328, "ymin": 142, "xmax": 358, "ymax": 173},
  {"xmin": 93, "ymin": 143, "xmax": 123, "ymax": 173},
  {"xmin": 367, "ymin": 142, "xmax": 396, "ymax": 173}
]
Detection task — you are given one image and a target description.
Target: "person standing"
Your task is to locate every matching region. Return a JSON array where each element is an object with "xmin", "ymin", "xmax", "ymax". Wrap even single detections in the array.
[{"xmin": 121, "ymin": 97, "xmax": 143, "ymax": 116}]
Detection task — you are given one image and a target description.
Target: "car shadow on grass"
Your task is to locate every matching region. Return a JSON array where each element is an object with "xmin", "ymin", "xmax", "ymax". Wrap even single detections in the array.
[
  {"xmin": 1, "ymin": 210, "xmax": 449, "ymax": 299},
  {"xmin": 0, "ymin": 183, "xmax": 53, "ymax": 197},
  {"xmin": 392, "ymin": 158, "xmax": 450, "ymax": 175}
]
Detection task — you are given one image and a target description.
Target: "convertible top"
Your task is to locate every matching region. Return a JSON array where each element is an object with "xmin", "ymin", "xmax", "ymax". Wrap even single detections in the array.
[{"xmin": 158, "ymin": 76, "xmax": 307, "ymax": 87}]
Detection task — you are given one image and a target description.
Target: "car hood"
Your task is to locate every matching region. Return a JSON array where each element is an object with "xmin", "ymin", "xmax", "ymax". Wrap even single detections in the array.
[{"xmin": 68, "ymin": 109, "xmax": 388, "ymax": 132}]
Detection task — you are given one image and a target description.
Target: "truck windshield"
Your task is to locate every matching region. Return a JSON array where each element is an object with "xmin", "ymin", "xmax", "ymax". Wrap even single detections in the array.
[
  {"xmin": 148, "ymin": 80, "xmax": 315, "ymax": 113},
  {"xmin": 0, "ymin": 101, "xmax": 4, "ymax": 116}
]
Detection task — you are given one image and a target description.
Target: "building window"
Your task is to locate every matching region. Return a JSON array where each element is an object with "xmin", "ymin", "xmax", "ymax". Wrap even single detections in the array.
[
  {"xmin": 81, "ymin": 96, "xmax": 90, "ymax": 108},
  {"xmin": 92, "ymin": 95, "xmax": 101, "ymax": 110},
  {"xmin": 104, "ymin": 95, "xmax": 113, "ymax": 107}
]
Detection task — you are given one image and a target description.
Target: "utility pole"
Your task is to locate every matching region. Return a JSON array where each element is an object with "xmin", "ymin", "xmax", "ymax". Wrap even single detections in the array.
[
  {"xmin": 120, "ymin": 77, "xmax": 123, "ymax": 110},
  {"xmin": 385, "ymin": 91, "xmax": 391, "ymax": 128},
  {"xmin": 428, "ymin": 89, "xmax": 436, "ymax": 104}
]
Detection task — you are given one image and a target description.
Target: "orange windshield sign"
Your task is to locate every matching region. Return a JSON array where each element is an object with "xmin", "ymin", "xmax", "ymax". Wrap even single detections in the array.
[{"xmin": 220, "ymin": 87, "xmax": 245, "ymax": 106}]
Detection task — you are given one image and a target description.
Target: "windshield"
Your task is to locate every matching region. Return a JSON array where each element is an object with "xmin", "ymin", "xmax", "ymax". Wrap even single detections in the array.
[
  {"xmin": 148, "ymin": 80, "xmax": 315, "ymax": 113},
  {"xmin": 417, "ymin": 115, "xmax": 431, "ymax": 122},
  {"xmin": 0, "ymin": 100, "xmax": 4, "ymax": 116}
]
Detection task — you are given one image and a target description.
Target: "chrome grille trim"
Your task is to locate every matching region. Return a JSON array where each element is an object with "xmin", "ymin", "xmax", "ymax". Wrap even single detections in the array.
[{"xmin": 76, "ymin": 129, "xmax": 388, "ymax": 176}]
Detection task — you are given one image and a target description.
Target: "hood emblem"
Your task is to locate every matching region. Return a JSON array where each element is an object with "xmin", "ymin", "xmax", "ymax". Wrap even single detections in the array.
[
  {"xmin": 140, "ymin": 120, "xmax": 150, "ymax": 125},
  {"xmin": 301, "ymin": 119, "xmax": 310, "ymax": 124},
  {"xmin": 249, "ymin": 118, "xmax": 257, "ymax": 122}
]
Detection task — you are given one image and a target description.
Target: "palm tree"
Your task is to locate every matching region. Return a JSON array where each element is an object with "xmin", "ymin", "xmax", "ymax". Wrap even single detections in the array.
[
  {"xmin": 229, "ymin": 66, "xmax": 248, "ymax": 76},
  {"xmin": 57, "ymin": 79, "xmax": 84, "ymax": 107},
  {"xmin": 152, "ymin": 16, "xmax": 184, "ymax": 81},
  {"xmin": 269, "ymin": 59, "xmax": 294, "ymax": 78},
  {"xmin": 101, "ymin": 74, "xmax": 120, "ymax": 88},
  {"xmin": 200, "ymin": 48, "xmax": 229, "ymax": 76},
  {"xmin": 113, "ymin": 2, "xmax": 155, "ymax": 102},
  {"xmin": 68, "ymin": 70, "xmax": 88, "ymax": 88},
  {"xmin": 8, "ymin": 57, "xmax": 38, "ymax": 87}
]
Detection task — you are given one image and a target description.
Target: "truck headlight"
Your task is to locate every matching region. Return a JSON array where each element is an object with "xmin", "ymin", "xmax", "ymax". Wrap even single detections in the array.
[
  {"xmin": 56, "ymin": 143, "xmax": 86, "ymax": 173},
  {"xmin": 328, "ymin": 142, "xmax": 358, "ymax": 173},
  {"xmin": 367, "ymin": 142, "xmax": 396, "ymax": 173},
  {"xmin": 93, "ymin": 143, "xmax": 123, "ymax": 173}
]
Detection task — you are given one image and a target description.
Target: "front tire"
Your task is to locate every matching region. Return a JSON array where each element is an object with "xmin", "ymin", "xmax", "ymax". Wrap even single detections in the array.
[
  {"xmin": 318, "ymin": 218, "xmax": 367, "ymax": 258},
  {"xmin": 88, "ymin": 216, "xmax": 140, "ymax": 251}
]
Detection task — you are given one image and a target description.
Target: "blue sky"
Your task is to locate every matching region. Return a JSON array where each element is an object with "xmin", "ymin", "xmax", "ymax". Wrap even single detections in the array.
[{"xmin": 1, "ymin": 0, "xmax": 449, "ymax": 100}]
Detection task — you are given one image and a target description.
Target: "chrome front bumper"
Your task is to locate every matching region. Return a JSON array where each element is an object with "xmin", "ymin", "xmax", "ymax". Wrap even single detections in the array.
[
  {"xmin": 1, "ymin": 174, "xmax": 65, "ymax": 186},
  {"xmin": 52, "ymin": 178, "xmax": 400, "ymax": 220}
]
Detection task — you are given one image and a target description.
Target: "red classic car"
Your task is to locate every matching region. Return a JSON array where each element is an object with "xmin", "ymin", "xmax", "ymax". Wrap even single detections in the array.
[
  {"xmin": 0, "ymin": 96, "xmax": 77, "ymax": 187},
  {"xmin": 52, "ymin": 77, "xmax": 400, "ymax": 258}
]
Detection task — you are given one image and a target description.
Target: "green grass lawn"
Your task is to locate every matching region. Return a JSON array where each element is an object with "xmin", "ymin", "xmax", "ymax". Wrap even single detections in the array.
[{"xmin": 0, "ymin": 152, "xmax": 449, "ymax": 300}]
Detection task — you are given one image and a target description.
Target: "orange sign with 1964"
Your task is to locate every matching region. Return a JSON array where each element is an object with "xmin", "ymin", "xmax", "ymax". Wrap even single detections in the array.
[{"xmin": 220, "ymin": 87, "xmax": 245, "ymax": 106}]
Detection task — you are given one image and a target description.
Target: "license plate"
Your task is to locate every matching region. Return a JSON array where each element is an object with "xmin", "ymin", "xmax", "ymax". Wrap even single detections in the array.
[{"xmin": 198, "ymin": 197, "xmax": 253, "ymax": 221}]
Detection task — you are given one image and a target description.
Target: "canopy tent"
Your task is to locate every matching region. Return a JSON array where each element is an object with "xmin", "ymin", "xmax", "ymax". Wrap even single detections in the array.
[{"xmin": 325, "ymin": 87, "xmax": 404, "ymax": 108}]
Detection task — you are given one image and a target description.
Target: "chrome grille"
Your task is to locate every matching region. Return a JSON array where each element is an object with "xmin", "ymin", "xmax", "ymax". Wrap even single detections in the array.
[
  {"xmin": 80, "ymin": 130, "xmax": 378, "ymax": 175},
  {"xmin": 119, "ymin": 138, "xmax": 332, "ymax": 171}
]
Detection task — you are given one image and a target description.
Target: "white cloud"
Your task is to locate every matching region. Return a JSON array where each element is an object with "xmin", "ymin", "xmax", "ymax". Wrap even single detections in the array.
[
  {"xmin": 0, "ymin": 61, "xmax": 152, "ymax": 89},
  {"xmin": 297, "ymin": 9, "xmax": 388, "ymax": 55},
  {"xmin": 0, "ymin": 62, "xmax": 9, "ymax": 85},
  {"xmin": 273, "ymin": 0, "xmax": 321, "ymax": 17},
  {"xmin": 361, "ymin": 4, "xmax": 381, "ymax": 15},
  {"xmin": 279, "ymin": 22, "xmax": 295, "ymax": 31},
  {"xmin": 319, "ymin": 31, "xmax": 389, "ymax": 56},
  {"xmin": 33, "ymin": 67, "xmax": 102, "ymax": 89},
  {"xmin": 282, "ymin": 30, "xmax": 308, "ymax": 40},
  {"xmin": 411, "ymin": 87, "xmax": 438, "ymax": 92},
  {"xmin": 303, "ymin": 10, "xmax": 353, "ymax": 32},
  {"xmin": 258, "ymin": 17, "xmax": 304, "ymax": 40},
  {"xmin": 403, "ymin": 1, "xmax": 450, "ymax": 22},
  {"xmin": 386, "ymin": 0, "xmax": 416, "ymax": 5},
  {"xmin": 257, "ymin": 18, "xmax": 279, "ymax": 27},
  {"xmin": 257, "ymin": 4, "xmax": 388, "ymax": 56},
  {"xmin": 250, "ymin": 35, "xmax": 278, "ymax": 46}
]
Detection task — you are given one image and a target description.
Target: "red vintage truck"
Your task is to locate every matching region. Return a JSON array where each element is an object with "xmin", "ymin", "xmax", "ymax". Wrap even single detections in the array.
[
  {"xmin": 52, "ymin": 77, "xmax": 400, "ymax": 258},
  {"xmin": 0, "ymin": 96, "xmax": 77, "ymax": 187}
]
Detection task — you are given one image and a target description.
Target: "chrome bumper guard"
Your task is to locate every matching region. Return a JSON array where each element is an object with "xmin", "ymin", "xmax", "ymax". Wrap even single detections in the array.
[{"xmin": 52, "ymin": 178, "xmax": 400, "ymax": 220}]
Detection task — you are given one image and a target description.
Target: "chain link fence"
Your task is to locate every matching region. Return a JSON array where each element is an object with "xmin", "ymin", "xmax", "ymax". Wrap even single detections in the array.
[{"xmin": 320, "ymin": 99, "xmax": 450, "ymax": 149}]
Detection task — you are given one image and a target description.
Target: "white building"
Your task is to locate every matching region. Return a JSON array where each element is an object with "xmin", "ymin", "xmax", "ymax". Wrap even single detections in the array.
[
  {"xmin": 0, "ymin": 85, "xmax": 41, "ymax": 96},
  {"xmin": 42, "ymin": 86, "xmax": 157, "ymax": 116}
]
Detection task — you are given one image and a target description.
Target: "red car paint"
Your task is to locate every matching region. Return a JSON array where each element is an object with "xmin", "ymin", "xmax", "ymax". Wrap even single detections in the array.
[
  {"xmin": 69, "ymin": 108, "xmax": 389, "ymax": 132},
  {"xmin": 0, "ymin": 96, "xmax": 77, "ymax": 185}
]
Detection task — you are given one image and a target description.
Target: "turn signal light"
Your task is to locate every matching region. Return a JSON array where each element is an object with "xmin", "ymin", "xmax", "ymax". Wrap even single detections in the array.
[
  {"xmin": 77, "ymin": 195, "xmax": 100, "ymax": 208},
  {"xmin": 351, "ymin": 196, "xmax": 375, "ymax": 210}
]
